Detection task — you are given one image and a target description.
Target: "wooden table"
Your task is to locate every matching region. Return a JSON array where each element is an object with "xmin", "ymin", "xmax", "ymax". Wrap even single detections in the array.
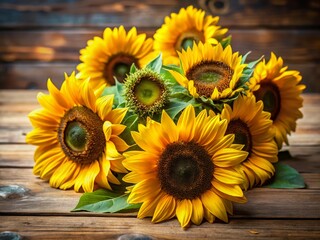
[{"xmin": 0, "ymin": 90, "xmax": 319, "ymax": 239}]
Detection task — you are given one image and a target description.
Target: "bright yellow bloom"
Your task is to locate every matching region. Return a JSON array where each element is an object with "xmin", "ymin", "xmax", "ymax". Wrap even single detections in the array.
[
  {"xmin": 221, "ymin": 95, "xmax": 278, "ymax": 190},
  {"xmin": 26, "ymin": 72, "xmax": 129, "ymax": 192},
  {"xmin": 154, "ymin": 5, "xmax": 228, "ymax": 65},
  {"xmin": 248, "ymin": 53, "xmax": 305, "ymax": 149},
  {"xmin": 77, "ymin": 26, "xmax": 155, "ymax": 90},
  {"xmin": 170, "ymin": 42, "xmax": 246, "ymax": 101},
  {"xmin": 123, "ymin": 105, "xmax": 248, "ymax": 228}
]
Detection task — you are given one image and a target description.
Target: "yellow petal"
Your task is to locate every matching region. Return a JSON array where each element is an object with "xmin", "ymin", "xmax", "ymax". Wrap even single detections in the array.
[
  {"xmin": 137, "ymin": 192, "xmax": 164, "ymax": 219},
  {"xmin": 49, "ymin": 160, "xmax": 77, "ymax": 189},
  {"xmin": 191, "ymin": 198, "xmax": 204, "ymax": 225},
  {"xmin": 26, "ymin": 129, "xmax": 58, "ymax": 145},
  {"xmin": 152, "ymin": 194, "xmax": 176, "ymax": 223},
  {"xmin": 81, "ymin": 160, "xmax": 100, "ymax": 192},
  {"xmin": 128, "ymin": 178, "xmax": 161, "ymax": 203},
  {"xmin": 177, "ymin": 105, "xmax": 195, "ymax": 142},
  {"xmin": 176, "ymin": 199, "xmax": 192, "ymax": 228},
  {"xmin": 212, "ymin": 180, "xmax": 244, "ymax": 198},
  {"xmin": 213, "ymin": 148, "xmax": 248, "ymax": 167},
  {"xmin": 201, "ymin": 190, "xmax": 228, "ymax": 222}
]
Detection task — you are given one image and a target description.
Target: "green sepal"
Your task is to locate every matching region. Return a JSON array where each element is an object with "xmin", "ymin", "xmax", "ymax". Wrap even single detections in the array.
[
  {"xmin": 197, "ymin": 91, "xmax": 242, "ymax": 114},
  {"xmin": 220, "ymin": 35, "xmax": 232, "ymax": 49},
  {"xmin": 263, "ymin": 161, "xmax": 306, "ymax": 189},
  {"xmin": 130, "ymin": 63, "xmax": 138, "ymax": 74},
  {"xmin": 145, "ymin": 53, "xmax": 163, "ymax": 73},
  {"xmin": 72, "ymin": 189, "xmax": 141, "ymax": 213}
]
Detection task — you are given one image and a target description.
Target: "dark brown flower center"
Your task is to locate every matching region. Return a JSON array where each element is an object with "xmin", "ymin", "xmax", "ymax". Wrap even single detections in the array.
[
  {"xmin": 186, "ymin": 61, "xmax": 234, "ymax": 97},
  {"xmin": 253, "ymin": 81, "xmax": 281, "ymax": 121},
  {"xmin": 226, "ymin": 119, "xmax": 252, "ymax": 154},
  {"xmin": 104, "ymin": 54, "xmax": 139, "ymax": 85},
  {"xmin": 58, "ymin": 106, "xmax": 105, "ymax": 164},
  {"xmin": 158, "ymin": 141, "xmax": 214, "ymax": 200},
  {"xmin": 175, "ymin": 30, "xmax": 204, "ymax": 51}
]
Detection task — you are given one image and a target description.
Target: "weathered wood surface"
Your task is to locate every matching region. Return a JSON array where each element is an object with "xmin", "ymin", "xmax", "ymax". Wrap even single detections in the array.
[
  {"xmin": 1, "ymin": 168, "xmax": 319, "ymax": 218},
  {"xmin": 0, "ymin": 0, "xmax": 319, "ymax": 28},
  {"xmin": 0, "ymin": 90, "xmax": 319, "ymax": 239},
  {"xmin": 1, "ymin": 217, "xmax": 320, "ymax": 240},
  {"xmin": 1, "ymin": 29, "xmax": 319, "ymax": 62},
  {"xmin": 0, "ymin": 0, "xmax": 319, "ymax": 91}
]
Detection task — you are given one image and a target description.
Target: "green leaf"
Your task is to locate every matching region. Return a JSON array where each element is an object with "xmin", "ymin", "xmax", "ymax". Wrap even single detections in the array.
[
  {"xmin": 160, "ymin": 68, "xmax": 179, "ymax": 86},
  {"xmin": 263, "ymin": 162, "xmax": 305, "ymax": 189},
  {"xmin": 101, "ymin": 81, "xmax": 125, "ymax": 107},
  {"xmin": 162, "ymin": 64, "xmax": 183, "ymax": 75},
  {"xmin": 165, "ymin": 100, "xmax": 191, "ymax": 120},
  {"xmin": 146, "ymin": 53, "xmax": 162, "ymax": 73},
  {"xmin": 73, "ymin": 190, "xmax": 141, "ymax": 213},
  {"xmin": 247, "ymin": 55, "xmax": 264, "ymax": 69},
  {"xmin": 220, "ymin": 35, "xmax": 232, "ymax": 49},
  {"xmin": 119, "ymin": 113, "xmax": 139, "ymax": 145},
  {"xmin": 73, "ymin": 189, "xmax": 121, "ymax": 210},
  {"xmin": 241, "ymin": 51, "xmax": 251, "ymax": 64}
]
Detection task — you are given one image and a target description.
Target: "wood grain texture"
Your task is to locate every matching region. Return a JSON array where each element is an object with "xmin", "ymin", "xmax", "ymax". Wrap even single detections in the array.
[
  {"xmin": 1, "ymin": 29, "xmax": 319, "ymax": 62},
  {"xmin": 0, "ymin": 0, "xmax": 320, "ymax": 234},
  {"xmin": 1, "ymin": 216, "xmax": 320, "ymax": 240},
  {"xmin": 0, "ymin": 0, "xmax": 319, "ymax": 28},
  {"xmin": 0, "ymin": 0, "xmax": 319, "ymax": 91},
  {"xmin": 0, "ymin": 168, "xmax": 319, "ymax": 218}
]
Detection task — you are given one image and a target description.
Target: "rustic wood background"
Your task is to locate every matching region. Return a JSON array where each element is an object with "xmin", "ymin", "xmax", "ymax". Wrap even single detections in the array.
[{"xmin": 0, "ymin": 0, "xmax": 319, "ymax": 91}]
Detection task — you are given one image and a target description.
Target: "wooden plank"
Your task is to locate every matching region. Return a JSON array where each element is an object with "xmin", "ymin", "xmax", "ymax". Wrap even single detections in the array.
[
  {"xmin": 0, "ymin": 62, "xmax": 319, "ymax": 91},
  {"xmin": 0, "ymin": 0, "xmax": 319, "ymax": 28},
  {"xmin": 1, "ymin": 29, "xmax": 319, "ymax": 62},
  {"xmin": 0, "ymin": 144, "xmax": 35, "ymax": 168},
  {"xmin": 1, "ymin": 217, "xmax": 320, "ymax": 240},
  {"xmin": 0, "ymin": 168, "xmax": 319, "ymax": 218},
  {"xmin": 0, "ymin": 62, "xmax": 75, "ymax": 89}
]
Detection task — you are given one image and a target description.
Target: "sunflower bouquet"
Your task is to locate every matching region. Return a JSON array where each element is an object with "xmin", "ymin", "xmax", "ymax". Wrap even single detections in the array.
[{"xmin": 26, "ymin": 6, "xmax": 305, "ymax": 228}]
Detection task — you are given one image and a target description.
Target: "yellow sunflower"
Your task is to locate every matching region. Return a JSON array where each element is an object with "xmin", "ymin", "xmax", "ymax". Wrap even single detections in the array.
[
  {"xmin": 221, "ymin": 95, "xmax": 278, "ymax": 190},
  {"xmin": 123, "ymin": 105, "xmax": 248, "ymax": 228},
  {"xmin": 169, "ymin": 42, "xmax": 246, "ymax": 101},
  {"xmin": 26, "ymin": 72, "xmax": 129, "ymax": 192},
  {"xmin": 154, "ymin": 5, "xmax": 228, "ymax": 65},
  {"xmin": 77, "ymin": 26, "xmax": 155, "ymax": 90},
  {"xmin": 248, "ymin": 53, "xmax": 305, "ymax": 149}
]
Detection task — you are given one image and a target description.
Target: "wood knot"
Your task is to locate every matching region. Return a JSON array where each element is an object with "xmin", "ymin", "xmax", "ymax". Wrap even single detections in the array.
[
  {"xmin": 117, "ymin": 234, "xmax": 156, "ymax": 240},
  {"xmin": 199, "ymin": 0, "xmax": 230, "ymax": 14},
  {"xmin": 0, "ymin": 185, "xmax": 30, "ymax": 200},
  {"xmin": 0, "ymin": 231, "xmax": 23, "ymax": 240}
]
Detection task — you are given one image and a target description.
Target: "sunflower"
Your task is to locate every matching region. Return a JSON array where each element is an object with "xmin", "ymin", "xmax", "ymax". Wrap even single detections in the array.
[
  {"xmin": 154, "ymin": 5, "xmax": 228, "ymax": 65},
  {"xmin": 221, "ymin": 95, "xmax": 278, "ymax": 190},
  {"xmin": 169, "ymin": 42, "xmax": 246, "ymax": 101},
  {"xmin": 248, "ymin": 53, "xmax": 305, "ymax": 149},
  {"xmin": 124, "ymin": 68, "xmax": 169, "ymax": 117},
  {"xmin": 26, "ymin": 72, "xmax": 129, "ymax": 192},
  {"xmin": 123, "ymin": 105, "xmax": 248, "ymax": 228},
  {"xmin": 76, "ymin": 26, "xmax": 155, "ymax": 90}
]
